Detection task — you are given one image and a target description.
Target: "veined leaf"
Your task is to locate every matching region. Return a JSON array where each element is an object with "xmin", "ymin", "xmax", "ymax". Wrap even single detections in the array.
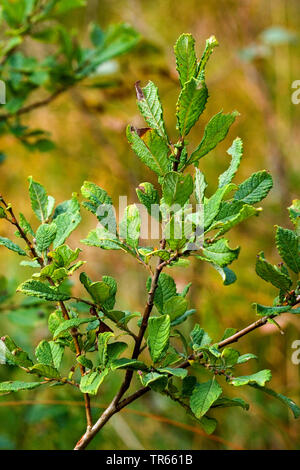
[
  {"xmin": 212, "ymin": 397, "xmax": 249, "ymax": 410},
  {"xmin": 127, "ymin": 126, "xmax": 169, "ymax": 177},
  {"xmin": 110, "ymin": 358, "xmax": 148, "ymax": 371},
  {"xmin": 199, "ymin": 239, "xmax": 240, "ymax": 267},
  {"xmin": 136, "ymin": 182, "xmax": 160, "ymax": 217},
  {"xmin": 162, "ymin": 171, "xmax": 194, "ymax": 207},
  {"xmin": 190, "ymin": 324, "xmax": 211, "ymax": 349},
  {"xmin": 147, "ymin": 273, "xmax": 177, "ymax": 314},
  {"xmin": 163, "ymin": 296, "xmax": 188, "ymax": 321},
  {"xmin": 53, "ymin": 318, "xmax": 94, "ymax": 339},
  {"xmin": 0, "ymin": 381, "xmax": 42, "ymax": 393},
  {"xmin": 148, "ymin": 315, "xmax": 171, "ymax": 363},
  {"xmin": 230, "ymin": 369, "xmax": 272, "ymax": 387},
  {"xmin": 176, "ymin": 78, "xmax": 208, "ymax": 137},
  {"xmin": 194, "ymin": 168, "xmax": 207, "ymax": 204},
  {"xmin": 28, "ymin": 176, "xmax": 54, "ymax": 222},
  {"xmin": 135, "ymin": 81, "xmax": 167, "ymax": 139},
  {"xmin": 81, "ymin": 226, "xmax": 127, "ymax": 251},
  {"xmin": 98, "ymin": 332, "xmax": 114, "ymax": 367},
  {"xmin": 36, "ymin": 223, "xmax": 57, "ymax": 252},
  {"xmin": 0, "ymin": 237, "xmax": 26, "ymax": 256},
  {"xmin": 197, "ymin": 35, "xmax": 219, "ymax": 78},
  {"xmin": 17, "ymin": 280, "xmax": 71, "ymax": 301},
  {"xmin": 157, "ymin": 367, "xmax": 188, "ymax": 379},
  {"xmin": 288, "ymin": 199, "xmax": 300, "ymax": 236},
  {"xmin": 174, "ymin": 34, "xmax": 197, "ymax": 87},
  {"xmin": 275, "ymin": 226, "xmax": 300, "ymax": 274},
  {"xmin": 204, "ymin": 183, "xmax": 236, "ymax": 229},
  {"xmin": 29, "ymin": 363, "xmax": 60, "ymax": 379},
  {"xmin": 234, "ymin": 170, "xmax": 273, "ymax": 204},
  {"xmin": 218, "ymin": 137, "xmax": 243, "ymax": 187},
  {"xmin": 140, "ymin": 371, "xmax": 168, "ymax": 391},
  {"xmin": 35, "ymin": 340, "xmax": 64, "ymax": 369},
  {"xmin": 190, "ymin": 379, "xmax": 222, "ymax": 418},
  {"xmin": 213, "ymin": 204, "xmax": 259, "ymax": 237},
  {"xmin": 252, "ymin": 303, "xmax": 300, "ymax": 316},
  {"xmin": 255, "ymin": 252, "xmax": 292, "ymax": 292},
  {"xmin": 119, "ymin": 204, "xmax": 141, "ymax": 249},
  {"xmin": 211, "ymin": 264, "xmax": 237, "ymax": 286},
  {"xmin": 189, "ymin": 111, "xmax": 239, "ymax": 165},
  {"xmin": 79, "ymin": 369, "xmax": 108, "ymax": 395},
  {"xmin": 237, "ymin": 353, "xmax": 258, "ymax": 364},
  {"xmin": 53, "ymin": 210, "xmax": 81, "ymax": 249}
]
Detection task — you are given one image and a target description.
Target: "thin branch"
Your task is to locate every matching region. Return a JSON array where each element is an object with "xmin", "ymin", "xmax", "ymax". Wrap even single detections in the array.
[
  {"xmin": 73, "ymin": 307, "xmax": 295, "ymax": 450},
  {"xmin": 0, "ymin": 200, "xmax": 93, "ymax": 430}
]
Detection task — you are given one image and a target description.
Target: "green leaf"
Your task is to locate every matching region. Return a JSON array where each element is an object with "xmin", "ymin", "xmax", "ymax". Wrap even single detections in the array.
[
  {"xmin": 197, "ymin": 35, "xmax": 219, "ymax": 77},
  {"xmin": 203, "ymin": 183, "xmax": 237, "ymax": 229},
  {"xmin": 288, "ymin": 199, "xmax": 300, "ymax": 236},
  {"xmin": 189, "ymin": 112, "xmax": 239, "ymax": 165},
  {"xmin": 234, "ymin": 170, "xmax": 273, "ymax": 204},
  {"xmin": 147, "ymin": 273, "xmax": 177, "ymax": 314},
  {"xmin": 0, "ymin": 237, "xmax": 26, "ymax": 256},
  {"xmin": 19, "ymin": 213, "xmax": 34, "ymax": 236},
  {"xmin": 98, "ymin": 332, "xmax": 114, "ymax": 367},
  {"xmin": 17, "ymin": 280, "xmax": 71, "ymax": 301},
  {"xmin": 176, "ymin": 78, "xmax": 208, "ymax": 137},
  {"xmin": 106, "ymin": 342, "xmax": 128, "ymax": 365},
  {"xmin": 250, "ymin": 384, "xmax": 300, "ymax": 419},
  {"xmin": 111, "ymin": 358, "xmax": 148, "ymax": 371},
  {"xmin": 174, "ymin": 34, "xmax": 197, "ymax": 88},
  {"xmin": 190, "ymin": 325, "xmax": 211, "ymax": 349},
  {"xmin": 127, "ymin": 127, "xmax": 169, "ymax": 177},
  {"xmin": 162, "ymin": 172, "xmax": 193, "ymax": 207},
  {"xmin": 81, "ymin": 227, "xmax": 126, "ymax": 251},
  {"xmin": 0, "ymin": 381, "xmax": 42, "ymax": 394},
  {"xmin": 190, "ymin": 379, "xmax": 222, "ymax": 418},
  {"xmin": 212, "ymin": 397, "xmax": 249, "ymax": 410},
  {"xmin": 148, "ymin": 315, "xmax": 171, "ymax": 363},
  {"xmin": 79, "ymin": 272, "xmax": 112, "ymax": 306},
  {"xmin": 136, "ymin": 182, "xmax": 160, "ymax": 217},
  {"xmin": 255, "ymin": 252, "xmax": 292, "ymax": 291},
  {"xmin": 140, "ymin": 372, "xmax": 168, "ymax": 391},
  {"xmin": 49, "ymin": 245, "xmax": 81, "ymax": 268},
  {"xmin": 212, "ymin": 204, "xmax": 259, "ymax": 237},
  {"xmin": 35, "ymin": 340, "xmax": 64, "ymax": 369},
  {"xmin": 221, "ymin": 348, "xmax": 240, "ymax": 367},
  {"xmin": 170, "ymin": 309, "xmax": 196, "ymax": 327},
  {"xmin": 252, "ymin": 303, "xmax": 298, "ymax": 316},
  {"xmin": 199, "ymin": 239, "xmax": 240, "ymax": 267},
  {"xmin": 211, "ymin": 264, "xmax": 237, "ymax": 286},
  {"xmin": 36, "ymin": 223, "xmax": 57, "ymax": 252},
  {"xmin": 93, "ymin": 23, "xmax": 139, "ymax": 65},
  {"xmin": 53, "ymin": 210, "xmax": 81, "ymax": 249},
  {"xmin": 119, "ymin": 204, "xmax": 141, "ymax": 249},
  {"xmin": 29, "ymin": 364, "xmax": 60, "ymax": 379},
  {"xmin": 53, "ymin": 318, "xmax": 94, "ymax": 339},
  {"xmin": 194, "ymin": 168, "xmax": 207, "ymax": 204},
  {"xmin": 218, "ymin": 137, "xmax": 243, "ymax": 187},
  {"xmin": 163, "ymin": 296, "xmax": 188, "ymax": 321},
  {"xmin": 81, "ymin": 181, "xmax": 112, "ymax": 216},
  {"xmin": 135, "ymin": 81, "xmax": 167, "ymax": 139},
  {"xmin": 157, "ymin": 367, "xmax": 187, "ymax": 379},
  {"xmin": 230, "ymin": 369, "xmax": 272, "ymax": 387},
  {"xmin": 0, "ymin": 336, "xmax": 33, "ymax": 368},
  {"xmin": 28, "ymin": 177, "xmax": 54, "ymax": 222},
  {"xmin": 77, "ymin": 355, "xmax": 93, "ymax": 370},
  {"xmin": 237, "ymin": 353, "xmax": 258, "ymax": 364},
  {"xmin": 275, "ymin": 226, "xmax": 300, "ymax": 274},
  {"xmin": 79, "ymin": 369, "xmax": 109, "ymax": 395}
]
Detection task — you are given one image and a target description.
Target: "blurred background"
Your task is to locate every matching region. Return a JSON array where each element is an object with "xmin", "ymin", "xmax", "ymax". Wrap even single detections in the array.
[{"xmin": 0, "ymin": 0, "xmax": 299, "ymax": 450}]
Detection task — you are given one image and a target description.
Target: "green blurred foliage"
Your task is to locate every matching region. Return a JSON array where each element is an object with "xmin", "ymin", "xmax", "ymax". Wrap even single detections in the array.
[{"xmin": 0, "ymin": 0, "xmax": 299, "ymax": 450}]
